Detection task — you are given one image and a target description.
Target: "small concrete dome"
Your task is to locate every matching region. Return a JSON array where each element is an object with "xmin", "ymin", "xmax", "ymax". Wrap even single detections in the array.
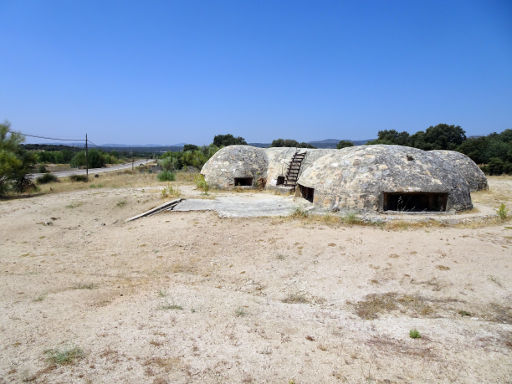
[
  {"xmin": 297, "ymin": 145, "xmax": 472, "ymax": 212},
  {"xmin": 430, "ymin": 150, "xmax": 488, "ymax": 191},
  {"xmin": 264, "ymin": 148, "xmax": 338, "ymax": 189},
  {"xmin": 201, "ymin": 145, "xmax": 268, "ymax": 189}
]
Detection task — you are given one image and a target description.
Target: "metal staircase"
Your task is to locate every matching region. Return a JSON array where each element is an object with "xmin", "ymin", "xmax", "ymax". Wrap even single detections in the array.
[{"xmin": 284, "ymin": 151, "xmax": 306, "ymax": 188}]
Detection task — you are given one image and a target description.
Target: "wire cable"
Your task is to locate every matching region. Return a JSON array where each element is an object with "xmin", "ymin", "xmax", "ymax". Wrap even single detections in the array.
[
  {"xmin": 13, "ymin": 131, "xmax": 85, "ymax": 142},
  {"xmin": 87, "ymin": 140, "xmax": 101, "ymax": 147}
]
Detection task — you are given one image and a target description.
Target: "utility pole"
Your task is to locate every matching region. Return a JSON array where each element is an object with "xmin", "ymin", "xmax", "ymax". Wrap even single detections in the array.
[{"xmin": 85, "ymin": 133, "xmax": 89, "ymax": 181}]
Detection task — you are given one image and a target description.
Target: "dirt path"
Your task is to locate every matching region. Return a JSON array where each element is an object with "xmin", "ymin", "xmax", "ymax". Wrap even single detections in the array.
[
  {"xmin": 0, "ymin": 180, "xmax": 511, "ymax": 383},
  {"xmin": 29, "ymin": 159, "xmax": 154, "ymax": 179}
]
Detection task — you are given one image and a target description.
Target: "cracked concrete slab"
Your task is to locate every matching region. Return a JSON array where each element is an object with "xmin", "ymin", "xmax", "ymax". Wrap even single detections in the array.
[{"xmin": 172, "ymin": 194, "xmax": 305, "ymax": 217}]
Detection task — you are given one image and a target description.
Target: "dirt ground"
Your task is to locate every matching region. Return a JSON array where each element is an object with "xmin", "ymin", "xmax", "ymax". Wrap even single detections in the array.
[{"xmin": 1, "ymin": 175, "xmax": 511, "ymax": 383}]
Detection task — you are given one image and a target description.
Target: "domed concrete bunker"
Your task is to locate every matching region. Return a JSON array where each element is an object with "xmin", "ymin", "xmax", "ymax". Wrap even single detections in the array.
[
  {"xmin": 296, "ymin": 145, "xmax": 473, "ymax": 212},
  {"xmin": 201, "ymin": 144, "xmax": 480, "ymax": 213},
  {"xmin": 201, "ymin": 145, "xmax": 268, "ymax": 189}
]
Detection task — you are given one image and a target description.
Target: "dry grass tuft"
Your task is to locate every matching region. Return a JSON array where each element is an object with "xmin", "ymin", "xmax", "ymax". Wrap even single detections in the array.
[
  {"xmin": 282, "ymin": 293, "xmax": 310, "ymax": 304},
  {"xmin": 486, "ymin": 303, "xmax": 512, "ymax": 324},
  {"xmin": 353, "ymin": 292, "xmax": 436, "ymax": 320},
  {"xmin": 72, "ymin": 282, "xmax": 96, "ymax": 290}
]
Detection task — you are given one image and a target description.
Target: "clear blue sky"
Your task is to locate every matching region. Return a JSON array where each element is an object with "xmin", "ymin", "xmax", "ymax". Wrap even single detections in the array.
[{"xmin": 1, "ymin": 0, "xmax": 511, "ymax": 145}]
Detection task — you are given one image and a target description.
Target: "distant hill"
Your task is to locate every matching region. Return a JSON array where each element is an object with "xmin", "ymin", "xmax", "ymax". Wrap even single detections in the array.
[
  {"xmin": 24, "ymin": 139, "xmax": 374, "ymax": 153},
  {"xmin": 250, "ymin": 139, "xmax": 372, "ymax": 149},
  {"xmin": 100, "ymin": 145, "xmax": 183, "ymax": 153},
  {"xmin": 308, "ymin": 139, "xmax": 372, "ymax": 148},
  {"xmin": 23, "ymin": 143, "xmax": 184, "ymax": 153},
  {"xmin": 248, "ymin": 142, "xmax": 271, "ymax": 148}
]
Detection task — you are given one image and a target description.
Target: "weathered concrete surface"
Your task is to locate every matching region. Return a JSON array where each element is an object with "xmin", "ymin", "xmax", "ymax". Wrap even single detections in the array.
[
  {"xmin": 430, "ymin": 150, "xmax": 488, "ymax": 191},
  {"xmin": 264, "ymin": 147, "xmax": 298, "ymax": 189},
  {"xmin": 299, "ymin": 149, "xmax": 338, "ymax": 178},
  {"xmin": 297, "ymin": 145, "xmax": 472, "ymax": 212},
  {"xmin": 264, "ymin": 147, "xmax": 339, "ymax": 190},
  {"xmin": 172, "ymin": 194, "xmax": 306, "ymax": 217},
  {"xmin": 201, "ymin": 145, "xmax": 268, "ymax": 189}
]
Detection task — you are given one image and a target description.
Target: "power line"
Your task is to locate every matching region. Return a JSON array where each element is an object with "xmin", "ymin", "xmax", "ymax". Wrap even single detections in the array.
[
  {"xmin": 87, "ymin": 140, "xmax": 101, "ymax": 147},
  {"xmin": 14, "ymin": 131, "xmax": 85, "ymax": 142}
]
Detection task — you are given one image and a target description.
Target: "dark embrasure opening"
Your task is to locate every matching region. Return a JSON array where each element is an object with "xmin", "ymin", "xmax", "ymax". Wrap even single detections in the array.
[
  {"xmin": 276, "ymin": 176, "xmax": 285, "ymax": 185},
  {"xmin": 382, "ymin": 192, "xmax": 448, "ymax": 212},
  {"xmin": 234, "ymin": 177, "xmax": 253, "ymax": 186},
  {"xmin": 298, "ymin": 184, "xmax": 315, "ymax": 203}
]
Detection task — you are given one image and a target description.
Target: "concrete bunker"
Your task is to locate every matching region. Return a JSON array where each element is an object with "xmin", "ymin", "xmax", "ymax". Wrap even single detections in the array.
[
  {"xmin": 201, "ymin": 144, "xmax": 478, "ymax": 213},
  {"xmin": 297, "ymin": 145, "xmax": 473, "ymax": 212},
  {"xmin": 201, "ymin": 145, "xmax": 268, "ymax": 189}
]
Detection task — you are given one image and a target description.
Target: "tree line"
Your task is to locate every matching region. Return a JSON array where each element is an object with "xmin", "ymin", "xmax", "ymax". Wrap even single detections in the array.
[{"xmin": 368, "ymin": 124, "xmax": 512, "ymax": 175}]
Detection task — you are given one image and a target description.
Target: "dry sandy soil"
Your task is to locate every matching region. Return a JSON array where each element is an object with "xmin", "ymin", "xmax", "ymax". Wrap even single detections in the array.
[{"xmin": 1, "ymin": 175, "xmax": 511, "ymax": 383}]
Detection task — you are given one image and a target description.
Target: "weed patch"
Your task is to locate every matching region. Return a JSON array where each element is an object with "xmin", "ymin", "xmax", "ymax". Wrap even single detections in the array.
[
  {"xmin": 497, "ymin": 203, "xmax": 508, "ymax": 220},
  {"xmin": 282, "ymin": 293, "xmax": 310, "ymax": 304},
  {"xmin": 195, "ymin": 174, "xmax": 209, "ymax": 194},
  {"xmin": 161, "ymin": 184, "xmax": 181, "ymax": 199},
  {"xmin": 235, "ymin": 307, "xmax": 248, "ymax": 317},
  {"xmin": 36, "ymin": 173, "xmax": 59, "ymax": 184},
  {"xmin": 65, "ymin": 201, "xmax": 83, "ymax": 209},
  {"xmin": 33, "ymin": 294, "xmax": 46, "ymax": 302},
  {"xmin": 44, "ymin": 347, "xmax": 84, "ymax": 365},
  {"xmin": 159, "ymin": 303, "xmax": 183, "ymax": 310},
  {"xmin": 69, "ymin": 175, "xmax": 88, "ymax": 182},
  {"xmin": 291, "ymin": 208, "xmax": 309, "ymax": 218},
  {"xmin": 409, "ymin": 329, "xmax": 421, "ymax": 339},
  {"xmin": 341, "ymin": 212, "xmax": 363, "ymax": 225},
  {"xmin": 72, "ymin": 283, "xmax": 95, "ymax": 290}
]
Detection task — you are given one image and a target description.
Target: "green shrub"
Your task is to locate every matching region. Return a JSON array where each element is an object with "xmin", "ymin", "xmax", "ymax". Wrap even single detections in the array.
[
  {"xmin": 487, "ymin": 158, "xmax": 505, "ymax": 175},
  {"xmin": 36, "ymin": 173, "xmax": 59, "ymax": 184},
  {"xmin": 159, "ymin": 156, "xmax": 177, "ymax": 171},
  {"xmin": 69, "ymin": 174, "xmax": 88, "ymax": 182},
  {"xmin": 0, "ymin": 123, "xmax": 37, "ymax": 194},
  {"xmin": 195, "ymin": 174, "xmax": 209, "ymax": 194},
  {"xmin": 497, "ymin": 203, "xmax": 508, "ymax": 220},
  {"xmin": 37, "ymin": 164, "xmax": 48, "ymax": 173},
  {"xmin": 158, "ymin": 170, "xmax": 176, "ymax": 181},
  {"xmin": 70, "ymin": 149, "xmax": 106, "ymax": 168},
  {"xmin": 409, "ymin": 329, "xmax": 421, "ymax": 339}
]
